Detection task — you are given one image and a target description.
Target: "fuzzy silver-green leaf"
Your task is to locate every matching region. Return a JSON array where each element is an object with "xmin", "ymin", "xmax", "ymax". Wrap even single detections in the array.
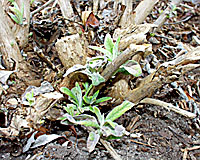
[{"xmin": 105, "ymin": 101, "xmax": 134, "ymax": 122}]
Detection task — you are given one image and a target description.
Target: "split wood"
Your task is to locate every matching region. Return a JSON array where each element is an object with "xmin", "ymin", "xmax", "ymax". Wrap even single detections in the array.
[{"xmin": 0, "ymin": 2, "xmax": 23, "ymax": 69}]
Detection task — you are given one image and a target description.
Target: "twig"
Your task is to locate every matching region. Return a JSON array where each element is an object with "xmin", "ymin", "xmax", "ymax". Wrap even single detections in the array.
[
  {"xmin": 100, "ymin": 139, "xmax": 122, "ymax": 160},
  {"xmin": 58, "ymin": 0, "xmax": 74, "ymax": 20},
  {"xmin": 101, "ymin": 47, "xmax": 137, "ymax": 82},
  {"xmin": 30, "ymin": 0, "xmax": 55, "ymax": 17},
  {"xmin": 168, "ymin": 126, "xmax": 191, "ymax": 146},
  {"xmin": 182, "ymin": 146, "xmax": 200, "ymax": 160},
  {"xmin": 63, "ymin": 18, "xmax": 83, "ymax": 26},
  {"xmin": 126, "ymin": 115, "xmax": 141, "ymax": 131},
  {"xmin": 130, "ymin": 139, "xmax": 154, "ymax": 148},
  {"xmin": 85, "ymin": 128, "xmax": 122, "ymax": 160},
  {"xmin": 140, "ymin": 98, "xmax": 196, "ymax": 118},
  {"xmin": 164, "ymin": 15, "xmax": 192, "ymax": 25}
]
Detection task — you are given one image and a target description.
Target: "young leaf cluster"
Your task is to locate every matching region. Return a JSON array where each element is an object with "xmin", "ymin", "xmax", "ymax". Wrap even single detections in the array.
[
  {"xmin": 8, "ymin": 0, "xmax": 24, "ymax": 25},
  {"xmin": 89, "ymin": 33, "xmax": 142, "ymax": 77},
  {"xmin": 89, "ymin": 33, "xmax": 120, "ymax": 62},
  {"xmin": 60, "ymin": 82, "xmax": 111, "ymax": 116},
  {"xmin": 25, "ymin": 90, "xmax": 35, "ymax": 106},
  {"xmin": 63, "ymin": 56, "xmax": 108, "ymax": 86}
]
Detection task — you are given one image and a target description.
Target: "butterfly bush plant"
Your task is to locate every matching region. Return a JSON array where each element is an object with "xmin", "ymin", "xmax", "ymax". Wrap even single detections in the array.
[
  {"xmin": 60, "ymin": 82, "xmax": 134, "ymax": 152},
  {"xmin": 59, "ymin": 33, "xmax": 141, "ymax": 152}
]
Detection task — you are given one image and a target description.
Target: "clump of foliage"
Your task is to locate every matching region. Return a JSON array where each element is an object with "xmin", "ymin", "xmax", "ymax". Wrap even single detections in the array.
[
  {"xmin": 64, "ymin": 33, "xmax": 142, "ymax": 87},
  {"xmin": 8, "ymin": 0, "xmax": 24, "ymax": 25},
  {"xmin": 89, "ymin": 34, "xmax": 121, "ymax": 62},
  {"xmin": 60, "ymin": 82, "xmax": 111, "ymax": 116},
  {"xmin": 89, "ymin": 33, "xmax": 142, "ymax": 77},
  {"xmin": 63, "ymin": 57, "xmax": 107, "ymax": 86},
  {"xmin": 60, "ymin": 83, "xmax": 134, "ymax": 152}
]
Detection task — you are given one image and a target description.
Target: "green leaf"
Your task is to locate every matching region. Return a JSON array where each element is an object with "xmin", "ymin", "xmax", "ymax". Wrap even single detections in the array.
[
  {"xmin": 84, "ymin": 83, "xmax": 93, "ymax": 96},
  {"xmin": 60, "ymin": 113, "xmax": 77, "ymax": 124},
  {"xmin": 60, "ymin": 113, "xmax": 100, "ymax": 128},
  {"xmin": 78, "ymin": 120, "xmax": 100, "ymax": 128},
  {"xmin": 81, "ymin": 70, "xmax": 105, "ymax": 86},
  {"xmin": 63, "ymin": 64, "xmax": 85, "ymax": 77},
  {"xmin": 91, "ymin": 90, "xmax": 99, "ymax": 103},
  {"xmin": 89, "ymin": 46, "xmax": 112, "ymax": 61},
  {"xmin": 113, "ymin": 124, "xmax": 125, "ymax": 137},
  {"xmin": 104, "ymin": 119, "xmax": 117, "ymax": 128},
  {"xmin": 72, "ymin": 82, "xmax": 83, "ymax": 109},
  {"xmin": 104, "ymin": 33, "xmax": 114, "ymax": 54},
  {"xmin": 102, "ymin": 124, "xmax": 125, "ymax": 137},
  {"xmin": 25, "ymin": 90, "xmax": 35, "ymax": 106},
  {"xmin": 8, "ymin": 0, "xmax": 15, "ymax": 3},
  {"xmin": 106, "ymin": 135, "xmax": 121, "ymax": 140},
  {"xmin": 104, "ymin": 120, "xmax": 127, "ymax": 137},
  {"xmin": 105, "ymin": 101, "xmax": 134, "ymax": 122},
  {"xmin": 102, "ymin": 126, "xmax": 114, "ymax": 137},
  {"xmin": 95, "ymin": 97, "xmax": 112, "ymax": 104},
  {"xmin": 65, "ymin": 104, "xmax": 76, "ymax": 116},
  {"xmin": 31, "ymin": 0, "xmax": 35, "ymax": 5},
  {"xmin": 9, "ymin": 6, "xmax": 22, "ymax": 24},
  {"xmin": 83, "ymin": 90, "xmax": 98, "ymax": 105},
  {"xmin": 59, "ymin": 116, "xmax": 67, "ymax": 121},
  {"xmin": 123, "ymin": 66, "xmax": 142, "ymax": 77},
  {"xmin": 83, "ymin": 82, "xmax": 89, "ymax": 92},
  {"xmin": 87, "ymin": 56, "xmax": 106, "ymax": 70},
  {"xmin": 89, "ymin": 72, "xmax": 105, "ymax": 86},
  {"xmin": 74, "ymin": 114, "xmax": 100, "ymax": 128},
  {"xmin": 120, "ymin": 60, "xmax": 142, "ymax": 77},
  {"xmin": 112, "ymin": 36, "xmax": 120, "ymax": 60},
  {"xmin": 60, "ymin": 87, "xmax": 78, "ymax": 105},
  {"xmin": 83, "ymin": 95, "xmax": 93, "ymax": 104},
  {"xmin": 92, "ymin": 106, "xmax": 103, "ymax": 125},
  {"xmin": 11, "ymin": 1, "xmax": 19, "ymax": 9},
  {"xmin": 8, "ymin": 12, "xmax": 19, "ymax": 24},
  {"xmin": 87, "ymin": 132, "xmax": 100, "ymax": 152}
]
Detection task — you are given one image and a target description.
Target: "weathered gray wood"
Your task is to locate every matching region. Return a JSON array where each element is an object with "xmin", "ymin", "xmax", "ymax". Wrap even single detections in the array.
[
  {"xmin": 119, "ymin": 0, "xmax": 135, "ymax": 28},
  {"xmin": 15, "ymin": 0, "xmax": 30, "ymax": 48},
  {"xmin": 3, "ymin": 0, "xmax": 30, "ymax": 48},
  {"xmin": 58, "ymin": 0, "xmax": 74, "ymax": 20},
  {"xmin": 0, "ymin": 2, "xmax": 23, "ymax": 69},
  {"xmin": 134, "ymin": 0, "xmax": 158, "ymax": 25},
  {"xmin": 154, "ymin": 0, "xmax": 183, "ymax": 32},
  {"xmin": 55, "ymin": 34, "xmax": 90, "ymax": 70}
]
